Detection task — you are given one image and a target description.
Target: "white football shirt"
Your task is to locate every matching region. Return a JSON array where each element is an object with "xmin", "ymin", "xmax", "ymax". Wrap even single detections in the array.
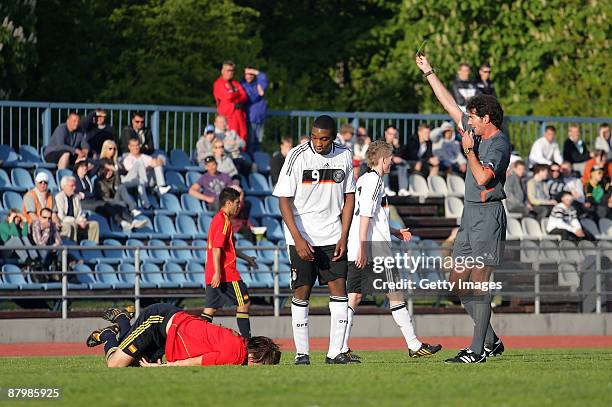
[
  {"xmin": 347, "ymin": 170, "xmax": 392, "ymax": 262},
  {"xmin": 273, "ymin": 141, "xmax": 355, "ymax": 246}
]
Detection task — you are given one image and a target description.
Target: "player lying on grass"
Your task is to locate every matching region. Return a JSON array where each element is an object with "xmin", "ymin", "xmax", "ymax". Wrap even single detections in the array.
[
  {"xmin": 342, "ymin": 140, "xmax": 442, "ymax": 360},
  {"xmin": 86, "ymin": 303, "xmax": 281, "ymax": 367},
  {"xmin": 200, "ymin": 187, "xmax": 258, "ymax": 339}
]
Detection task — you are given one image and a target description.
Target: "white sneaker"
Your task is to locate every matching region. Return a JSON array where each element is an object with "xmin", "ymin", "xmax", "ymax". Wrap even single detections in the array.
[
  {"xmin": 120, "ymin": 220, "xmax": 132, "ymax": 232},
  {"xmin": 158, "ymin": 185, "xmax": 171, "ymax": 195},
  {"xmin": 131, "ymin": 209, "xmax": 142, "ymax": 217},
  {"xmin": 384, "ymin": 187, "xmax": 397, "ymax": 197},
  {"xmin": 131, "ymin": 219, "xmax": 148, "ymax": 230},
  {"xmin": 398, "ymin": 188, "xmax": 410, "ymax": 197}
]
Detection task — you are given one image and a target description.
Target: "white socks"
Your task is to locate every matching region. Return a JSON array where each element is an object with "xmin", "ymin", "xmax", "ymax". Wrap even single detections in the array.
[
  {"xmin": 327, "ymin": 296, "xmax": 348, "ymax": 359},
  {"xmin": 291, "ymin": 297, "xmax": 309, "ymax": 357},
  {"xmin": 391, "ymin": 302, "xmax": 422, "ymax": 352},
  {"xmin": 340, "ymin": 306, "xmax": 355, "ymax": 354}
]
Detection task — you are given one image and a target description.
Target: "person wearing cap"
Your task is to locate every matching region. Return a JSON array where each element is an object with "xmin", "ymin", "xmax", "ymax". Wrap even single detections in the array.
[
  {"xmin": 196, "ymin": 125, "xmax": 217, "ymax": 165},
  {"xmin": 188, "ymin": 156, "xmax": 233, "ymax": 212},
  {"xmin": 432, "ymin": 121, "xmax": 467, "ymax": 175},
  {"xmin": 581, "ymin": 149, "xmax": 612, "ymax": 186},
  {"xmin": 55, "ymin": 175, "xmax": 100, "ymax": 243},
  {"xmin": 22, "ymin": 172, "xmax": 59, "ymax": 224},
  {"xmin": 584, "ymin": 166, "xmax": 610, "ymax": 210}
]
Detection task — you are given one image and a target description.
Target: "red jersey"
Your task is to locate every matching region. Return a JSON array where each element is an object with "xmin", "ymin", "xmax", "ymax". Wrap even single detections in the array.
[
  {"xmin": 165, "ymin": 312, "xmax": 247, "ymax": 365},
  {"xmin": 213, "ymin": 76, "xmax": 248, "ymax": 141},
  {"xmin": 205, "ymin": 210, "xmax": 241, "ymax": 284}
]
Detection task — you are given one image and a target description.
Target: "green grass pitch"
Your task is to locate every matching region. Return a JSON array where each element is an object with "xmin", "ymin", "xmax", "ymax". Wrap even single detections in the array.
[{"xmin": 1, "ymin": 349, "xmax": 611, "ymax": 406}]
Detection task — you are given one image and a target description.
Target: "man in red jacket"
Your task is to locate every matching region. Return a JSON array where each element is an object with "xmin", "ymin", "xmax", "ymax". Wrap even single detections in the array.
[{"xmin": 213, "ymin": 60, "xmax": 248, "ymax": 142}]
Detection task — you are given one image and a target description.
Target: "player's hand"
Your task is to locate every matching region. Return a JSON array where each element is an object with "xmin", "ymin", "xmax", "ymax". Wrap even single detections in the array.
[
  {"xmin": 355, "ymin": 246, "xmax": 367, "ymax": 269},
  {"xmin": 247, "ymin": 256, "xmax": 258, "ymax": 270},
  {"xmin": 139, "ymin": 358, "xmax": 164, "ymax": 367},
  {"xmin": 295, "ymin": 237, "xmax": 314, "ymax": 261},
  {"xmin": 462, "ymin": 130, "xmax": 475, "ymax": 149},
  {"xmin": 393, "ymin": 228, "xmax": 412, "ymax": 241},
  {"xmin": 576, "ymin": 229, "xmax": 585, "ymax": 238},
  {"xmin": 332, "ymin": 238, "xmax": 347, "ymax": 261},
  {"xmin": 415, "ymin": 55, "xmax": 432, "ymax": 73},
  {"xmin": 211, "ymin": 273, "xmax": 221, "ymax": 288}
]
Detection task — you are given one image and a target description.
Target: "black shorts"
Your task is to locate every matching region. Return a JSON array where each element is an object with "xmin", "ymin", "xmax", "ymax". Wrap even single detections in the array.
[
  {"xmin": 44, "ymin": 149, "xmax": 76, "ymax": 165},
  {"xmin": 118, "ymin": 303, "xmax": 180, "ymax": 359},
  {"xmin": 347, "ymin": 261, "xmax": 401, "ymax": 295},
  {"xmin": 205, "ymin": 280, "xmax": 250, "ymax": 309},
  {"xmin": 288, "ymin": 244, "xmax": 347, "ymax": 289}
]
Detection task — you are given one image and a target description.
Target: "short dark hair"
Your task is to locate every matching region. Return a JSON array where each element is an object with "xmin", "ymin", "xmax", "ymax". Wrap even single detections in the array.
[
  {"xmin": 458, "ymin": 63, "xmax": 470, "ymax": 69},
  {"xmin": 68, "ymin": 111, "xmax": 79, "ymax": 118},
  {"xmin": 545, "ymin": 125, "xmax": 556, "ymax": 133},
  {"xmin": 600, "ymin": 123, "xmax": 609, "ymax": 129},
  {"xmin": 218, "ymin": 187, "xmax": 240, "ymax": 208},
  {"xmin": 246, "ymin": 336, "xmax": 281, "ymax": 365},
  {"xmin": 532, "ymin": 164, "xmax": 549, "ymax": 175},
  {"xmin": 385, "ymin": 125, "xmax": 397, "ymax": 132},
  {"xmin": 417, "ymin": 122, "xmax": 430, "ymax": 130},
  {"xmin": 73, "ymin": 161, "xmax": 89, "ymax": 172},
  {"xmin": 514, "ymin": 160, "xmax": 526, "ymax": 168},
  {"xmin": 480, "ymin": 62, "xmax": 491, "ymax": 69},
  {"xmin": 132, "ymin": 111, "xmax": 145, "ymax": 119},
  {"xmin": 40, "ymin": 207, "xmax": 52, "ymax": 217},
  {"xmin": 559, "ymin": 191, "xmax": 572, "ymax": 200},
  {"xmin": 313, "ymin": 115, "xmax": 336, "ymax": 137},
  {"xmin": 466, "ymin": 94, "xmax": 504, "ymax": 129},
  {"xmin": 222, "ymin": 60, "xmax": 235, "ymax": 68},
  {"xmin": 280, "ymin": 135, "xmax": 293, "ymax": 145}
]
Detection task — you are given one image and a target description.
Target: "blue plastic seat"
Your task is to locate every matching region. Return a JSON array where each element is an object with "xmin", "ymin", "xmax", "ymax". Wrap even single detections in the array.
[
  {"xmin": 252, "ymin": 264, "xmax": 274, "ymax": 288},
  {"xmin": 186, "ymin": 261, "xmax": 205, "ymax": 287},
  {"xmin": 124, "ymin": 238, "xmax": 163, "ymax": 264},
  {"xmin": 154, "ymin": 215, "xmax": 189, "ymax": 240},
  {"xmin": 161, "ymin": 193, "xmax": 194, "ymax": 215},
  {"xmin": 130, "ymin": 216, "xmax": 171, "ymax": 240},
  {"xmin": 81, "ymin": 239, "xmax": 121, "ymax": 265},
  {"xmin": 253, "ymin": 152, "xmax": 271, "ymax": 174},
  {"xmin": 198, "ymin": 214, "xmax": 213, "ymax": 235},
  {"xmin": 164, "ymin": 262, "xmax": 199, "ymax": 288},
  {"xmin": 2, "ymin": 191, "xmax": 23, "ymax": 211},
  {"xmin": 186, "ymin": 171, "xmax": 202, "ymax": 186},
  {"xmin": 11, "ymin": 168, "xmax": 35, "ymax": 190},
  {"xmin": 257, "ymin": 239, "xmax": 277, "ymax": 265},
  {"xmin": 236, "ymin": 262, "xmax": 257, "ymax": 287},
  {"xmin": 102, "ymin": 239, "xmax": 126, "ymax": 263},
  {"xmin": 20, "ymin": 145, "xmax": 56, "ymax": 169},
  {"xmin": 170, "ymin": 239, "xmax": 195, "ymax": 262},
  {"xmin": 261, "ymin": 217, "xmax": 285, "ymax": 242},
  {"xmin": 245, "ymin": 196, "xmax": 267, "ymax": 219},
  {"xmin": 56, "ymin": 169, "xmax": 73, "ymax": 187},
  {"xmin": 88, "ymin": 213, "xmax": 126, "ymax": 239},
  {"xmin": 165, "ymin": 170, "xmax": 188, "ymax": 193},
  {"xmin": 278, "ymin": 261, "xmax": 291, "ymax": 287},
  {"xmin": 0, "ymin": 169, "xmax": 26, "ymax": 192},
  {"xmin": 142, "ymin": 263, "xmax": 174, "ymax": 288},
  {"xmin": 2, "ymin": 264, "xmax": 45, "ymax": 290},
  {"xmin": 149, "ymin": 239, "xmax": 184, "ymax": 264},
  {"xmin": 34, "ymin": 169, "xmax": 58, "ymax": 193},
  {"xmin": 264, "ymin": 196, "xmax": 282, "ymax": 219},
  {"xmin": 247, "ymin": 173, "xmax": 272, "ymax": 196},
  {"xmin": 181, "ymin": 193, "xmax": 206, "ymax": 215},
  {"xmin": 0, "ymin": 145, "xmax": 21, "ymax": 168},
  {"xmin": 96, "ymin": 263, "xmax": 132, "ymax": 289},
  {"xmin": 236, "ymin": 239, "xmax": 257, "ymax": 259},
  {"xmin": 118, "ymin": 263, "xmax": 136, "ymax": 286},
  {"xmin": 191, "ymin": 239, "xmax": 207, "ymax": 261},
  {"xmin": 176, "ymin": 215, "xmax": 207, "ymax": 239},
  {"xmin": 74, "ymin": 264, "xmax": 109, "ymax": 289},
  {"xmin": 169, "ymin": 149, "xmax": 202, "ymax": 172}
]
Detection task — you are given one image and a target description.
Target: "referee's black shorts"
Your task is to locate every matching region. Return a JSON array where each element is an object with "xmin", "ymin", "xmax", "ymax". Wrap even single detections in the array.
[
  {"xmin": 288, "ymin": 244, "xmax": 347, "ymax": 289},
  {"xmin": 118, "ymin": 303, "xmax": 180, "ymax": 359}
]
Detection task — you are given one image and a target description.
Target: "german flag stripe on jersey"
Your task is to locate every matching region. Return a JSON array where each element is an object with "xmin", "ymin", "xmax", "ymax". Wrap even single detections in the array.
[
  {"xmin": 118, "ymin": 316, "xmax": 164, "ymax": 350},
  {"xmin": 301, "ymin": 168, "xmax": 345, "ymax": 184}
]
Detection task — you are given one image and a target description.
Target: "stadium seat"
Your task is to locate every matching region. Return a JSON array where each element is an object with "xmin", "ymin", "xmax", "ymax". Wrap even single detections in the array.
[
  {"xmin": 0, "ymin": 145, "xmax": 21, "ymax": 168},
  {"xmin": 264, "ymin": 196, "xmax": 282, "ymax": 219},
  {"xmin": 245, "ymin": 196, "xmax": 267, "ymax": 219},
  {"xmin": 130, "ymin": 216, "xmax": 171, "ymax": 240},
  {"xmin": 558, "ymin": 263, "xmax": 580, "ymax": 290},
  {"xmin": 95, "ymin": 264, "xmax": 132, "ymax": 289},
  {"xmin": 1, "ymin": 264, "xmax": 44, "ymax": 290},
  {"xmin": 181, "ymin": 194, "xmax": 206, "ymax": 215},
  {"xmin": 522, "ymin": 217, "xmax": 556, "ymax": 241},
  {"xmin": 125, "ymin": 238, "xmax": 164, "ymax": 264},
  {"xmin": 236, "ymin": 239, "xmax": 258, "ymax": 259},
  {"xmin": 161, "ymin": 193, "xmax": 194, "ymax": 216},
  {"xmin": 427, "ymin": 175, "xmax": 449, "ymax": 196},
  {"xmin": 0, "ymin": 169, "xmax": 26, "ymax": 192},
  {"xmin": 164, "ymin": 262, "xmax": 199, "ymax": 288},
  {"xmin": 252, "ymin": 264, "xmax": 274, "ymax": 288},
  {"xmin": 260, "ymin": 217, "xmax": 284, "ymax": 242},
  {"xmin": 80, "ymin": 239, "xmax": 121, "ymax": 265},
  {"xmin": 446, "ymin": 174, "xmax": 465, "ymax": 197},
  {"xmin": 55, "ymin": 169, "xmax": 74, "ymax": 188},
  {"xmin": 237, "ymin": 262, "xmax": 258, "ymax": 287},
  {"xmin": 185, "ymin": 171, "xmax": 202, "ymax": 186},
  {"xmin": 34, "ymin": 169, "xmax": 58, "ymax": 193},
  {"xmin": 170, "ymin": 239, "xmax": 195, "ymax": 262},
  {"xmin": 253, "ymin": 151, "xmax": 271, "ymax": 174},
  {"xmin": 74, "ymin": 264, "xmax": 109, "ymax": 290},
  {"xmin": 419, "ymin": 240, "xmax": 445, "ymax": 282},
  {"xmin": 141, "ymin": 263, "xmax": 174, "ymax": 288},
  {"xmin": 176, "ymin": 215, "xmax": 207, "ymax": 239},
  {"xmin": 278, "ymin": 261, "xmax": 291, "ymax": 287},
  {"xmin": 247, "ymin": 173, "xmax": 272, "ymax": 196},
  {"xmin": 186, "ymin": 260, "xmax": 205, "ymax": 287},
  {"xmin": 506, "ymin": 218, "xmax": 524, "ymax": 240},
  {"xmin": 168, "ymin": 149, "xmax": 202, "ymax": 172},
  {"xmin": 580, "ymin": 218, "xmax": 606, "ymax": 240},
  {"xmin": 444, "ymin": 196, "xmax": 463, "ymax": 219},
  {"xmin": 117, "ymin": 263, "xmax": 136, "ymax": 286},
  {"xmin": 198, "ymin": 214, "xmax": 213, "ymax": 235},
  {"xmin": 256, "ymin": 239, "xmax": 277, "ymax": 265},
  {"xmin": 165, "ymin": 170, "xmax": 188, "ymax": 194},
  {"xmin": 519, "ymin": 240, "xmax": 539, "ymax": 263},
  {"xmin": 598, "ymin": 218, "xmax": 612, "ymax": 238},
  {"xmin": 11, "ymin": 168, "xmax": 35, "ymax": 190},
  {"xmin": 539, "ymin": 240, "xmax": 560, "ymax": 264},
  {"xmin": 149, "ymin": 239, "xmax": 183, "ymax": 264},
  {"xmin": 191, "ymin": 239, "xmax": 207, "ymax": 261},
  {"xmin": 102, "ymin": 239, "xmax": 127, "ymax": 263},
  {"xmin": 154, "ymin": 215, "xmax": 189, "ymax": 240},
  {"xmin": 408, "ymin": 174, "xmax": 431, "ymax": 199},
  {"xmin": 88, "ymin": 213, "xmax": 126, "ymax": 239},
  {"xmin": 559, "ymin": 240, "xmax": 584, "ymax": 265},
  {"xmin": 19, "ymin": 145, "xmax": 56, "ymax": 169},
  {"xmin": 2, "ymin": 191, "xmax": 23, "ymax": 212}
]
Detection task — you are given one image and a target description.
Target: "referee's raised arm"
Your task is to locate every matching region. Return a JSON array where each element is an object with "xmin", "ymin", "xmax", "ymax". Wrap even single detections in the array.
[{"xmin": 415, "ymin": 54, "xmax": 464, "ymax": 129}]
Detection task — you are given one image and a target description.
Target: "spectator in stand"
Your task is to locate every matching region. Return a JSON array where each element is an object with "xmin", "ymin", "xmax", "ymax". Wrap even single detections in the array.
[
  {"xmin": 594, "ymin": 123, "xmax": 611, "ymax": 159},
  {"xmin": 55, "ymin": 176, "xmax": 99, "ymax": 243},
  {"xmin": 241, "ymin": 66, "xmax": 269, "ymax": 153},
  {"xmin": 509, "ymin": 144, "xmax": 523, "ymax": 169},
  {"xmin": 353, "ymin": 127, "xmax": 371, "ymax": 176},
  {"xmin": 74, "ymin": 160, "xmax": 96, "ymax": 203},
  {"xmin": 382, "ymin": 125, "xmax": 408, "ymax": 197},
  {"xmin": 529, "ymin": 125, "xmax": 563, "ymax": 167},
  {"xmin": 527, "ymin": 164, "xmax": 557, "ymax": 219},
  {"xmin": 336, "ymin": 124, "xmax": 354, "ymax": 151},
  {"xmin": 211, "ymin": 139, "xmax": 239, "ymax": 178},
  {"xmin": 120, "ymin": 138, "xmax": 171, "ymax": 208},
  {"xmin": 546, "ymin": 192, "xmax": 593, "ymax": 241},
  {"xmin": 211, "ymin": 115, "xmax": 248, "ymax": 174},
  {"xmin": 475, "ymin": 63, "xmax": 496, "ymax": 97},
  {"xmin": 270, "ymin": 136, "xmax": 293, "ymax": 185},
  {"xmin": 196, "ymin": 125, "xmax": 217, "ymax": 165},
  {"xmin": 30, "ymin": 207, "xmax": 62, "ymax": 274},
  {"xmin": 82, "ymin": 109, "xmax": 115, "ymax": 158},
  {"xmin": 504, "ymin": 160, "xmax": 533, "ymax": 217},
  {"xmin": 22, "ymin": 172, "xmax": 58, "ymax": 224},
  {"xmin": 44, "ymin": 112, "xmax": 89, "ymax": 169},
  {"xmin": 189, "ymin": 156, "xmax": 233, "ymax": 211},
  {"xmin": 93, "ymin": 163, "xmax": 147, "ymax": 232},
  {"xmin": 97, "ymin": 140, "xmax": 120, "ymax": 172},
  {"xmin": 584, "ymin": 166, "xmax": 610, "ymax": 213},
  {"xmin": 0, "ymin": 209, "xmax": 38, "ymax": 265},
  {"xmin": 559, "ymin": 161, "xmax": 585, "ymax": 204},
  {"xmin": 547, "ymin": 163, "xmax": 566, "ymax": 201},
  {"xmin": 213, "ymin": 60, "xmax": 248, "ymax": 142},
  {"xmin": 563, "ymin": 124, "xmax": 590, "ymax": 172},
  {"xmin": 582, "ymin": 149, "xmax": 612, "ymax": 185},
  {"xmin": 432, "ymin": 121, "xmax": 467, "ymax": 175},
  {"xmin": 121, "ymin": 112, "xmax": 155, "ymax": 155},
  {"xmin": 451, "ymin": 63, "xmax": 478, "ymax": 111},
  {"xmin": 401, "ymin": 122, "xmax": 440, "ymax": 177}
]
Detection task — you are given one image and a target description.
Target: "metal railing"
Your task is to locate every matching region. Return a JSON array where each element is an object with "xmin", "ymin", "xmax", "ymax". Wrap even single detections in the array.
[
  {"xmin": 1, "ymin": 242, "xmax": 610, "ymax": 319},
  {"xmin": 1, "ymin": 101, "xmax": 610, "ymax": 157}
]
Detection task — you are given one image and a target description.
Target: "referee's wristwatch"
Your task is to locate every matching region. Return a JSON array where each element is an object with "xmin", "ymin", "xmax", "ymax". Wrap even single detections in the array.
[{"xmin": 464, "ymin": 147, "xmax": 472, "ymax": 155}]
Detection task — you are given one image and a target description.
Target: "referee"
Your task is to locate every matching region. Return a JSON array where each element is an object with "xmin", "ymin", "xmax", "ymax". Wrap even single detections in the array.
[{"xmin": 416, "ymin": 53, "xmax": 511, "ymax": 363}]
